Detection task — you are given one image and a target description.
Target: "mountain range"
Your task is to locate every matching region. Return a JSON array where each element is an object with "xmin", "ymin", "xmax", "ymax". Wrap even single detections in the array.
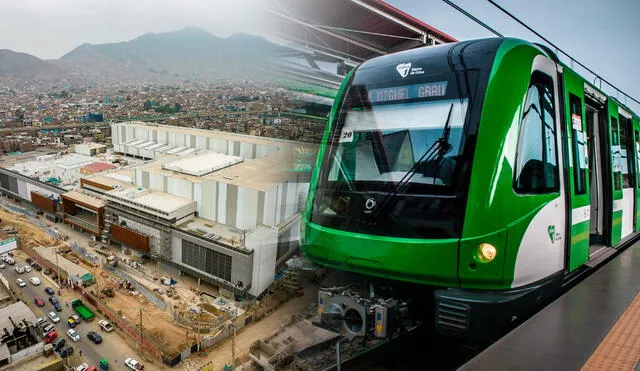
[{"xmin": 0, "ymin": 27, "xmax": 280, "ymax": 85}]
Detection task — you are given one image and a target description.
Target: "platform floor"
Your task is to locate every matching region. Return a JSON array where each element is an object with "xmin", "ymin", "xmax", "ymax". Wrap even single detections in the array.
[{"xmin": 461, "ymin": 241, "xmax": 640, "ymax": 371}]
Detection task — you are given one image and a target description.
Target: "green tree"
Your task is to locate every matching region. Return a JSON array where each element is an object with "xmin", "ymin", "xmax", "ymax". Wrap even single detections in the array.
[
  {"xmin": 174, "ymin": 103, "xmax": 182, "ymax": 112},
  {"xmin": 143, "ymin": 100, "xmax": 152, "ymax": 110},
  {"xmin": 60, "ymin": 90, "xmax": 69, "ymax": 98}
]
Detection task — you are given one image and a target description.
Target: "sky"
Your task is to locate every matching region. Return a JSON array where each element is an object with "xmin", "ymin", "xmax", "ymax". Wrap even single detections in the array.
[
  {"xmin": 387, "ymin": 0, "xmax": 640, "ymax": 110},
  {"xmin": 0, "ymin": 0, "xmax": 638, "ymax": 106},
  {"xmin": 0, "ymin": 0, "xmax": 263, "ymax": 59}
]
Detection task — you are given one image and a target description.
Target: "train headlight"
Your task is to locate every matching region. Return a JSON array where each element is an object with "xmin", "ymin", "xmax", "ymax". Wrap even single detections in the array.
[{"xmin": 476, "ymin": 243, "xmax": 497, "ymax": 263}]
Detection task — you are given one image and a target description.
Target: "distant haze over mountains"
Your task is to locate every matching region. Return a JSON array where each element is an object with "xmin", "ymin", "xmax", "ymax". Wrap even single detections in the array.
[{"xmin": 0, "ymin": 27, "xmax": 279, "ymax": 86}]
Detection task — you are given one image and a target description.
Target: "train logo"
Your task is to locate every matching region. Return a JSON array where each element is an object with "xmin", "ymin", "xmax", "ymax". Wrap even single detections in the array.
[
  {"xmin": 547, "ymin": 225, "xmax": 556, "ymax": 243},
  {"xmin": 396, "ymin": 63, "xmax": 411, "ymax": 78},
  {"xmin": 365, "ymin": 198, "xmax": 377, "ymax": 211}
]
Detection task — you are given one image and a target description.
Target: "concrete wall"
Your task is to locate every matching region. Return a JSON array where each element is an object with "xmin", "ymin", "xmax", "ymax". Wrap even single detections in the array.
[
  {"xmin": 0, "ymin": 168, "xmax": 64, "ymax": 208},
  {"xmin": 112, "ymin": 123, "xmax": 279, "ymax": 161},
  {"xmin": 246, "ymin": 226, "xmax": 279, "ymax": 297}
]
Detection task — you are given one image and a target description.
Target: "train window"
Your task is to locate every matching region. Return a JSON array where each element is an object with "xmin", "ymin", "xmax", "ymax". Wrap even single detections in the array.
[
  {"xmin": 619, "ymin": 115, "xmax": 633, "ymax": 188},
  {"xmin": 611, "ymin": 117, "xmax": 622, "ymax": 190},
  {"xmin": 514, "ymin": 72, "xmax": 559, "ymax": 194},
  {"xmin": 569, "ymin": 94, "xmax": 587, "ymax": 195}
]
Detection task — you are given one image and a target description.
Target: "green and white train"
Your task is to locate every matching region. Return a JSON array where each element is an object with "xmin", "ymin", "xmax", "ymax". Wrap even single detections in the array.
[{"xmin": 300, "ymin": 37, "xmax": 640, "ymax": 340}]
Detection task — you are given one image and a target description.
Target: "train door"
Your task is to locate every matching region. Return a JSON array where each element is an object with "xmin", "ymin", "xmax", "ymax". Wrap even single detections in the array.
[
  {"xmin": 563, "ymin": 72, "xmax": 589, "ymax": 272},
  {"xmin": 583, "ymin": 84, "xmax": 615, "ymax": 260},
  {"xmin": 608, "ymin": 99, "xmax": 624, "ymax": 247},
  {"xmin": 618, "ymin": 109, "xmax": 636, "ymax": 240},
  {"xmin": 634, "ymin": 117, "xmax": 640, "ymax": 230},
  {"xmin": 585, "ymin": 102, "xmax": 605, "ymax": 243}
]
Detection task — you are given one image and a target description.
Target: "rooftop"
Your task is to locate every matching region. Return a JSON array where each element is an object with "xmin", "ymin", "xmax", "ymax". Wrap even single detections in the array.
[
  {"xmin": 62, "ymin": 190, "xmax": 106, "ymax": 209},
  {"xmin": 0, "ymin": 301, "xmax": 37, "ymax": 333},
  {"xmin": 83, "ymin": 174, "xmax": 131, "ymax": 190},
  {"xmin": 75, "ymin": 142, "xmax": 106, "ymax": 150},
  {"xmin": 162, "ymin": 152, "xmax": 243, "ymax": 177},
  {"xmin": 80, "ymin": 162, "xmax": 117, "ymax": 174},
  {"xmin": 52, "ymin": 153, "xmax": 94, "ymax": 169},
  {"xmin": 175, "ymin": 216, "xmax": 244, "ymax": 248},
  {"xmin": 105, "ymin": 186, "xmax": 196, "ymax": 215},
  {"xmin": 204, "ymin": 145, "xmax": 316, "ymax": 191}
]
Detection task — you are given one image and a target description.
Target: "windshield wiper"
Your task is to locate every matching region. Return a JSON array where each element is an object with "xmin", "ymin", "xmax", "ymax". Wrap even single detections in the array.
[{"xmin": 372, "ymin": 103, "xmax": 455, "ymax": 216}]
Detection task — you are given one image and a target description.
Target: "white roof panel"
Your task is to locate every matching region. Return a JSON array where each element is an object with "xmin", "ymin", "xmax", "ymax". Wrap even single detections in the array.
[{"xmin": 162, "ymin": 152, "xmax": 243, "ymax": 176}]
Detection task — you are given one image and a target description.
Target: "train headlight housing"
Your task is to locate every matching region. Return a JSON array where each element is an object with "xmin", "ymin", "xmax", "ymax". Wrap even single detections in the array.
[{"xmin": 476, "ymin": 243, "xmax": 497, "ymax": 263}]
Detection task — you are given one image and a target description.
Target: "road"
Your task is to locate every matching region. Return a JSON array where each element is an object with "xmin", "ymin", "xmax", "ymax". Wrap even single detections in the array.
[{"xmin": 2, "ymin": 253, "xmax": 139, "ymax": 371}]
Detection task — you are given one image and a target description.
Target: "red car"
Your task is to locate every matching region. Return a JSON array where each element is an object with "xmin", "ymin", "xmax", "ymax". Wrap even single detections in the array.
[{"xmin": 34, "ymin": 296, "xmax": 45, "ymax": 307}]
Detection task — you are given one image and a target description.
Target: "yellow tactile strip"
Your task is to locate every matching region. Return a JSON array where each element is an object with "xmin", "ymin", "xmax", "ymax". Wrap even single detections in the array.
[{"xmin": 581, "ymin": 292, "xmax": 640, "ymax": 371}]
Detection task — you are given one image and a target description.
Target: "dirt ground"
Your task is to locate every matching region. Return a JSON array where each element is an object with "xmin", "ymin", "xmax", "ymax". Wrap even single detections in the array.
[
  {"xmin": 0, "ymin": 208, "xmax": 65, "ymax": 250},
  {"xmin": 0, "ymin": 204, "xmax": 316, "ymax": 361},
  {"xmin": 86, "ymin": 263, "xmax": 197, "ymax": 355},
  {"xmin": 0, "ymin": 206, "xmax": 192, "ymax": 355}
]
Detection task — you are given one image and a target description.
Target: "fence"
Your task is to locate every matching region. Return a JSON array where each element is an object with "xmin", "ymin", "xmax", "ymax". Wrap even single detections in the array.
[
  {"xmin": 104, "ymin": 265, "xmax": 168, "ymax": 310},
  {"xmin": 69, "ymin": 241, "xmax": 99, "ymax": 265}
]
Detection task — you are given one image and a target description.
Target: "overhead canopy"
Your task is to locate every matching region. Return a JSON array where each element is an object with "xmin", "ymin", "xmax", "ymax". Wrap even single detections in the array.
[{"xmin": 261, "ymin": 0, "xmax": 457, "ymax": 93}]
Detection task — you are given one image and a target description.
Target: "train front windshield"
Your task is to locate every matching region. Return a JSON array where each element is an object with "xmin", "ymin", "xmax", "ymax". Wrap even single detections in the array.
[{"xmin": 311, "ymin": 77, "xmax": 474, "ymax": 238}]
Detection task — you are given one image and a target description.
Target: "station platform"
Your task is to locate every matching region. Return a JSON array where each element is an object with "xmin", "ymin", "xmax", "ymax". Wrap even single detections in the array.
[{"xmin": 461, "ymin": 241, "xmax": 640, "ymax": 371}]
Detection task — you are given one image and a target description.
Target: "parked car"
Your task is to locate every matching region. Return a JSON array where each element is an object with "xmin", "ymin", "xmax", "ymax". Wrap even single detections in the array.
[
  {"xmin": 70, "ymin": 314, "xmax": 81, "ymax": 324},
  {"xmin": 59, "ymin": 346, "xmax": 74, "ymax": 359},
  {"xmin": 34, "ymin": 297, "xmax": 45, "ymax": 307},
  {"xmin": 98, "ymin": 320, "xmax": 114, "ymax": 332},
  {"xmin": 42, "ymin": 324, "xmax": 55, "ymax": 334},
  {"xmin": 51, "ymin": 337, "xmax": 65, "ymax": 350},
  {"xmin": 16, "ymin": 278, "xmax": 26, "ymax": 287},
  {"xmin": 35, "ymin": 317, "xmax": 47, "ymax": 327},
  {"xmin": 29, "ymin": 277, "xmax": 41, "ymax": 286},
  {"xmin": 53, "ymin": 303, "xmax": 62, "ymax": 312},
  {"xmin": 49, "ymin": 296, "xmax": 58, "ymax": 305},
  {"xmin": 23, "ymin": 265, "xmax": 31, "ymax": 273},
  {"xmin": 87, "ymin": 331, "xmax": 102, "ymax": 344},
  {"xmin": 14, "ymin": 266, "xmax": 24, "ymax": 274},
  {"xmin": 67, "ymin": 318, "xmax": 76, "ymax": 328},
  {"xmin": 0, "ymin": 263, "xmax": 5, "ymax": 269},
  {"xmin": 48, "ymin": 312, "xmax": 60, "ymax": 323},
  {"xmin": 44, "ymin": 287, "xmax": 55, "ymax": 295},
  {"xmin": 43, "ymin": 330, "xmax": 57, "ymax": 344},
  {"xmin": 75, "ymin": 364, "xmax": 89, "ymax": 371},
  {"xmin": 43, "ymin": 269, "xmax": 52, "ymax": 275},
  {"xmin": 66, "ymin": 329, "xmax": 80, "ymax": 342},
  {"xmin": 124, "ymin": 358, "xmax": 144, "ymax": 370}
]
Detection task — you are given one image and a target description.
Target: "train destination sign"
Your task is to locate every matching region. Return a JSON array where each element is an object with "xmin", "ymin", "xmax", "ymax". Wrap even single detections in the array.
[{"xmin": 368, "ymin": 81, "xmax": 448, "ymax": 103}]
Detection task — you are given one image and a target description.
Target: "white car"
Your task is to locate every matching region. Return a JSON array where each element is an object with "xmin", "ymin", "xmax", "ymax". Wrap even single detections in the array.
[
  {"xmin": 98, "ymin": 319, "xmax": 114, "ymax": 332},
  {"xmin": 66, "ymin": 328, "xmax": 80, "ymax": 342},
  {"xmin": 29, "ymin": 277, "xmax": 41, "ymax": 286},
  {"xmin": 124, "ymin": 358, "xmax": 144, "ymax": 370},
  {"xmin": 14, "ymin": 266, "xmax": 24, "ymax": 274},
  {"xmin": 23, "ymin": 265, "xmax": 31, "ymax": 273},
  {"xmin": 48, "ymin": 312, "xmax": 60, "ymax": 323},
  {"xmin": 75, "ymin": 364, "xmax": 89, "ymax": 371},
  {"xmin": 15, "ymin": 278, "xmax": 26, "ymax": 287},
  {"xmin": 0, "ymin": 263, "xmax": 5, "ymax": 269}
]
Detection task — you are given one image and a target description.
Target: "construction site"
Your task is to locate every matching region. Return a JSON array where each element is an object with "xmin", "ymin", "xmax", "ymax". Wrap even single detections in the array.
[{"xmin": 0, "ymin": 199, "xmax": 328, "ymax": 369}]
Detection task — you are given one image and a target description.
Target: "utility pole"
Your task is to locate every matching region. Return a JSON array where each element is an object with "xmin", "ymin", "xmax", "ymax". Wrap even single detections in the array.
[
  {"xmin": 139, "ymin": 308, "xmax": 144, "ymax": 356},
  {"xmin": 54, "ymin": 248, "xmax": 61, "ymax": 287}
]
